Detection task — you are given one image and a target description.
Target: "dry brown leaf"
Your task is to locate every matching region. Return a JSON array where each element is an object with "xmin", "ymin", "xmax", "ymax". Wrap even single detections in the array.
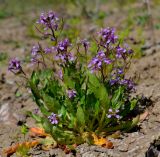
[
  {"xmin": 92, "ymin": 133, "xmax": 113, "ymax": 149},
  {"xmin": 140, "ymin": 109, "xmax": 149, "ymax": 122},
  {"xmin": 29, "ymin": 127, "xmax": 50, "ymax": 137},
  {"xmin": 3, "ymin": 144, "xmax": 19, "ymax": 156},
  {"xmin": 3, "ymin": 140, "xmax": 39, "ymax": 156}
]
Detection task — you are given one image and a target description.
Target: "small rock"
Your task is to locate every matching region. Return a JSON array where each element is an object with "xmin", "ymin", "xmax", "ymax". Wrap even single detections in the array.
[{"xmin": 117, "ymin": 143, "xmax": 128, "ymax": 152}]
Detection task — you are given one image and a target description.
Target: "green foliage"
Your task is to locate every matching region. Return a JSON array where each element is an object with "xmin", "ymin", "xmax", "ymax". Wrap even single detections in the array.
[
  {"xmin": 16, "ymin": 145, "xmax": 29, "ymax": 157},
  {"xmin": 21, "ymin": 125, "xmax": 28, "ymax": 136},
  {"xmin": 28, "ymin": 62, "xmax": 139, "ymax": 145}
]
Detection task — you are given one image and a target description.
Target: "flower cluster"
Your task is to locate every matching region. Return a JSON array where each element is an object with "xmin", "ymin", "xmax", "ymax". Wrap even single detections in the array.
[
  {"xmin": 106, "ymin": 108, "xmax": 121, "ymax": 119},
  {"xmin": 31, "ymin": 45, "xmax": 41, "ymax": 62},
  {"xmin": 120, "ymin": 79, "xmax": 135, "ymax": 90},
  {"xmin": 67, "ymin": 89, "xmax": 77, "ymax": 99},
  {"xmin": 116, "ymin": 46, "xmax": 133, "ymax": 59},
  {"xmin": 88, "ymin": 51, "xmax": 112, "ymax": 73},
  {"xmin": 8, "ymin": 58, "xmax": 21, "ymax": 73},
  {"xmin": 56, "ymin": 39, "xmax": 71, "ymax": 52},
  {"xmin": 54, "ymin": 39, "xmax": 75, "ymax": 64},
  {"xmin": 99, "ymin": 27, "xmax": 118, "ymax": 47},
  {"xmin": 48, "ymin": 113, "xmax": 58, "ymax": 124},
  {"xmin": 37, "ymin": 11, "xmax": 59, "ymax": 31}
]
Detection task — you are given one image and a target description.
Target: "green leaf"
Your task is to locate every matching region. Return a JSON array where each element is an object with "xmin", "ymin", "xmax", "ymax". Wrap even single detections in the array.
[
  {"xmin": 88, "ymin": 73, "xmax": 100, "ymax": 88},
  {"xmin": 21, "ymin": 125, "xmax": 28, "ymax": 135},
  {"xmin": 76, "ymin": 105, "xmax": 85, "ymax": 130},
  {"xmin": 94, "ymin": 101, "xmax": 100, "ymax": 116},
  {"xmin": 63, "ymin": 69, "xmax": 75, "ymax": 88},
  {"xmin": 42, "ymin": 93, "xmax": 61, "ymax": 113},
  {"xmin": 42, "ymin": 118, "xmax": 52, "ymax": 133},
  {"xmin": 52, "ymin": 126, "xmax": 80, "ymax": 145},
  {"xmin": 31, "ymin": 71, "xmax": 39, "ymax": 86},
  {"xmin": 88, "ymin": 73, "xmax": 109, "ymax": 108},
  {"xmin": 111, "ymin": 87, "xmax": 123, "ymax": 108},
  {"xmin": 130, "ymin": 99, "xmax": 138, "ymax": 110}
]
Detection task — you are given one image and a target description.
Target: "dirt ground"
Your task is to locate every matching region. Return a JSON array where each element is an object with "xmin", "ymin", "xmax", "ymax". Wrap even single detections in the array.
[{"xmin": 0, "ymin": 1, "xmax": 160, "ymax": 157}]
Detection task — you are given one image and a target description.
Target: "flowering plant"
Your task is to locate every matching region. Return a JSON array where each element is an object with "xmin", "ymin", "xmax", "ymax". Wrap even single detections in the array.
[{"xmin": 9, "ymin": 11, "xmax": 140, "ymax": 146}]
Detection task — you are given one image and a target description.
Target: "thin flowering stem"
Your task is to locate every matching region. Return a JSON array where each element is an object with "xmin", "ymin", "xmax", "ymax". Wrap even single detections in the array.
[
  {"xmin": 101, "ymin": 66, "xmax": 105, "ymax": 83},
  {"xmin": 35, "ymin": 25, "xmax": 49, "ymax": 36}
]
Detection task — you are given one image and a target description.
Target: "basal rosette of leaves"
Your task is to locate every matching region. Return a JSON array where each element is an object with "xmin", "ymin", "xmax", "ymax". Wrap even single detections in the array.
[{"xmin": 8, "ymin": 11, "xmax": 140, "ymax": 146}]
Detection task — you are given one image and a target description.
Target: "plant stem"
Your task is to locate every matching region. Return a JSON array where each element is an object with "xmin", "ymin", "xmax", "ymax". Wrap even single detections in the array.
[{"xmin": 98, "ymin": 109, "xmax": 106, "ymax": 132}]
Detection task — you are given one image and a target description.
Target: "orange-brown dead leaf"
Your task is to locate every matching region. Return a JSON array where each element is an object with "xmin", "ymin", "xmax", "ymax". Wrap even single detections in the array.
[
  {"xmin": 3, "ymin": 144, "xmax": 19, "ymax": 156},
  {"xmin": 3, "ymin": 140, "xmax": 39, "ymax": 156},
  {"xmin": 92, "ymin": 133, "xmax": 113, "ymax": 149},
  {"xmin": 29, "ymin": 127, "xmax": 50, "ymax": 137},
  {"xmin": 140, "ymin": 109, "xmax": 149, "ymax": 122}
]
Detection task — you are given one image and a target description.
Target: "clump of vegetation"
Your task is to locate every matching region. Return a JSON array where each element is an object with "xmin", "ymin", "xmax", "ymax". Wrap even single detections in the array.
[{"xmin": 9, "ymin": 11, "xmax": 140, "ymax": 146}]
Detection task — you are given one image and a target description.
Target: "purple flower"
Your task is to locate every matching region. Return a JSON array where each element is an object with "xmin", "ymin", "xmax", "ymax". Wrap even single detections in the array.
[
  {"xmin": 117, "ymin": 68, "xmax": 123, "ymax": 75},
  {"xmin": 99, "ymin": 27, "xmax": 118, "ymax": 46},
  {"xmin": 115, "ymin": 115, "xmax": 121, "ymax": 119},
  {"xmin": 128, "ymin": 49, "xmax": 133, "ymax": 54},
  {"xmin": 48, "ymin": 113, "xmax": 58, "ymax": 124},
  {"xmin": 67, "ymin": 89, "xmax": 77, "ymax": 99},
  {"xmin": 54, "ymin": 69, "xmax": 63, "ymax": 80},
  {"xmin": 109, "ymin": 79, "xmax": 118, "ymax": 85},
  {"xmin": 116, "ymin": 46, "xmax": 127, "ymax": 59},
  {"xmin": 33, "ymin": 108, "xmax": 39, "ymax": 114},
  {"xmin": 37, "ymin": 11, "xmax": 59, "ymax": 31},
  {"xmin": 31, "ymin": 45, "xmax": 40, "ymax": 56},
  {"xmin": 57, "ymin": 69, "xmax": 63, "ymax": 80},
  {"xmin": 55, "ymin": 52, "xmax": 75, "ymax": 64},
  {"xmin": 120, "ymin": 79, "xmax": 135, "ymax": 90},
  {"xmin": 88, "ymin": 51, "xmax": 112, "ymax": 73},
  {"xmin": 106, "ymin": 108, "xmax": 121, "ymax": 119},
  {"xmin": 31, "ymin": 45, "xmax": 41, "ymax": 63},
  {"xmin": 8, "ymin": 58, "xmax": 21, "ymax": 72},
  {"xmin": 44, "ymin": 47, "xmax": 52, "ymax": 54},
  {"xmin": 57, "ymin": 39, "xmax": 71, "ymax": 52},
  {"xmin": 107, "ymin": 114, "xmax": 112, "ymax": 118},
  {"xmin": 81, "ymin": 39, "xmax": 90, "ymax": 52}
]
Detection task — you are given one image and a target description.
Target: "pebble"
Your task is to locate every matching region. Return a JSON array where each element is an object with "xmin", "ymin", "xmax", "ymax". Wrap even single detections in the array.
[{"xmin": 117, "ymin": 143, "xmax": 128, "ymax": 152}]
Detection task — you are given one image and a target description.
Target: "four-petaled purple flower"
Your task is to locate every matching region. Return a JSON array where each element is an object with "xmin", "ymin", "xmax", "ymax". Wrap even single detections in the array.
[
  {"xmin": 67, "ymin": 89, "xmax": 77, "ymax": 99},
  {"xmin": 31, "ymin": 45, "xmax": 41, "ymax": 63},
  {"xmin": 88, "ymin": 51, "xmax": 112, "ymax": 73},
  {"xmin": 106, "ymin": 108, "xmax": 121, "ymax": 119},
  {"xmin": 8, "ymin": 58, "xmax": 21, "ymax": 72},
  {"xmin": 48, "ymin": 113, "xmax": 58, "ymax": 124}
]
